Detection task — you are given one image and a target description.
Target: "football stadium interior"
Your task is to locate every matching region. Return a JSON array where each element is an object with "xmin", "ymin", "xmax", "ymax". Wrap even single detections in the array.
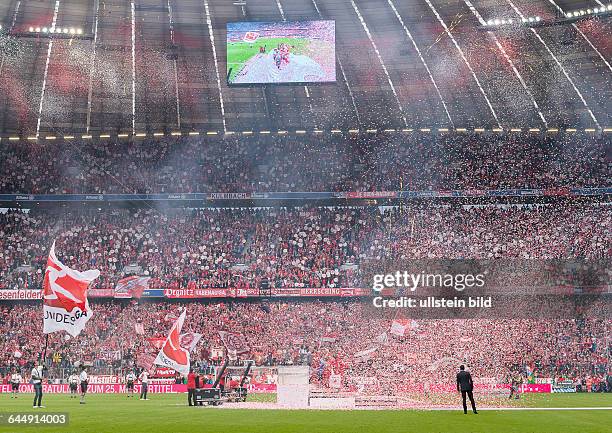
[{"xmin": 0, "ymin": 0, "xmax": 610, "ymax": 432}]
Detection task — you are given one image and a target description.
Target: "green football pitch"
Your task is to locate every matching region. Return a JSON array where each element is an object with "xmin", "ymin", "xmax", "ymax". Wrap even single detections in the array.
[
  {"xmin": 0, "ymin": 393, "xmax": 610, "ymax": 433},
  {"xmin": 227, "ymin": 38, "xmax": 310, "ymax": 82}
]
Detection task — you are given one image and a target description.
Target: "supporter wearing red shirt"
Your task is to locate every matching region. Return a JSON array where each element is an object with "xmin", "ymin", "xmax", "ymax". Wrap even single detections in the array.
[{"xmin": 187, "ymin": 371, "xmax": 196, "ymax": 406}]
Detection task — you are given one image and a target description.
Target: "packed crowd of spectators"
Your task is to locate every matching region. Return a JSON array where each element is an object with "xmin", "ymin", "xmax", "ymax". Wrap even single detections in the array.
[
  {"xmin": 0, "ymin": 134, "xmax": 609, "ymax": 194},
  {"xmin": 0, "ymin": 299, "xmax": 609, "ymax": 395},
  {"xmin": 0, "ymin": 201, "xmax": 609, "ymax": 395},
  {"xmin": 0, "ymin": 133, "xmax": 609, "ymax": 397},
  {"xmin": 0, "ymin": 203, "xmax": 609, "ymax": 291}
]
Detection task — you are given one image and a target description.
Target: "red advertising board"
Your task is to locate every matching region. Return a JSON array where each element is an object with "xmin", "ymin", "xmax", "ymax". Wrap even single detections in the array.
[
  {"xmin": 544, "ymin": 187, "xmax": 570, "ymax": 196},
  {"xmin": 164, "ymin": 288, "xmax": 231, "ymax": 298},
  {"xmin": 1, "ymin": 287, "xmax": 371, "ymax": 301},
  {"xmin": 520, "ymin": 383, "xmax": 552, "ymax": 393},
  {"xmin": 0, "ymin": 383, "xmax": 276, "ymax": 394}
]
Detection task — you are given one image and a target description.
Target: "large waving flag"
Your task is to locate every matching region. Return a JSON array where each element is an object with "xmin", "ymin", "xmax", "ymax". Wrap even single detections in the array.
[
  {"xmin": 114, "ymin": 276, "xmax": 150, "ymax": 298},
  {"xmin": 180, "ymin": 332, "xmax": 202, "ymax": 353},
  {"xmin": 390, "ymin": 319, "xmax": 409, "ymax": 337},
  {"xmin": 219, "ymin": 331, "xmax": 250, "ymax": 359},
  {"xmin": 354, "ymin": 346, "xmax": 378, "ymax": 362},
  {"xmin": 43, "ymin": 242, "xmax": 100, "ymax": 337},
  {"xmin": 154, "ymin": 310, "xmax": 190, "ymax": 375}
]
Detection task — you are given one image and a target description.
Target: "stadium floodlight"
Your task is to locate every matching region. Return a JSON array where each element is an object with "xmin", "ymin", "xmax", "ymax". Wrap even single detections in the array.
[
  {"xmin": 35, "ymin": 27, "xmax": 41, "ymax": 32},
  {"xmin": 69, "ymin": 28, "xmax": 75, "ymax": 34},
  {"xmin": 42, "ymin": 27, "xmax": 48, "ymax": 33},
  {"xmin": 29, "ymin": 26, "xmax": 34, "ymax": 32},
  {"xmin": 482, "ymin": 14, "xmax": 547, "ymax": 30},
  {"xmin": 77, "ymin": 28, "xmax": 83, "ymax": 34}
]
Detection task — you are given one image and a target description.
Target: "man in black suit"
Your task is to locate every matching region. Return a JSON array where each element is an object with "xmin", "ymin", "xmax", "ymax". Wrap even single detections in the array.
[{"xmin": 456, "ymin": 365, "xmax": 478, "ymax": 414}]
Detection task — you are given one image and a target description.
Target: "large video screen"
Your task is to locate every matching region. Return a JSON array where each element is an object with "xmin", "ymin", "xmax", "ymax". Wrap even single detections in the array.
[{"xmin": 227, "ymin": 20, "xmax": 336, "ymax": 85}]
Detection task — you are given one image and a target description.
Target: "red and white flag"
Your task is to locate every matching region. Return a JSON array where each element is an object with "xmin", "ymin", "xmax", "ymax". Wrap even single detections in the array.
[
  {"xmin": 134, "ymin": 323, "xmax": 145, "ymax": 335},
  {"xmin": 43, "ymin": 242, "xmax": 100, "ymax": 337},
  {"xmin": 154, "ymin": 310, "xmax": 190, "ymax": 375},
  {"xmin": 374, "ymin": 332, "xmax": 389, "ymax": 345},
  {"xmin": 218, "ymin": 331, "xmax": 250, "ymax": 359},
  {"xmin": 354, "ymin": 346, "xmax": 378, "ymax": 361},
  {"xmin": 114, "ymin": 276, "xmax": 150, "ymax": 298},
  {"xmin": 243, "ymin": 31, "xmax": 259, "ymax": 43},
  {"xmin": 390, "ymin": 319, "xmax": 409, "ymax": 337},
  {"xmin": 136, "ymin": 352, "xmax": 156, "ymax": 371},
  {"xmin": 320, "ymin": 333, "xmax": 338, "ymax": 343},
  {"xmin": 147, "ymin": 337, "xmax": 166, "ymax": 350},
  {"xmin": 180, "ymin": 332, "xmax": 202, "ymax": 353}
]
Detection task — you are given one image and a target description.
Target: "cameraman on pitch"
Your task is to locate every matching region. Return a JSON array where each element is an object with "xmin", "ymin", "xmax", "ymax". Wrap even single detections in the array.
[{"xmin": 457, "ymin": 365, "xmax": 478, "ymax": 414}]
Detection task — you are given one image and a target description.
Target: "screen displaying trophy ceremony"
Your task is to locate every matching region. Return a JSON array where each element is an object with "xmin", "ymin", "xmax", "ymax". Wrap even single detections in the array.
[{"xmin": 227, "ymin": 20, "xmax": 336, "ymax": 84}]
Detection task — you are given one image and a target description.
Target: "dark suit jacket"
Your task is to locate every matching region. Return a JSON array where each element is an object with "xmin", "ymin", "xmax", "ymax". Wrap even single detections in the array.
[{"xmin": 457, "ymin": 370, "xmax": 473, "ymax": 392}]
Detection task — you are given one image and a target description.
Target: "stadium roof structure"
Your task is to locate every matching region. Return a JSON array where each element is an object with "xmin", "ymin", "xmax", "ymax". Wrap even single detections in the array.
[{"xmin": 0, "ymin": 0, "xmax": 610, "ymax": 136}]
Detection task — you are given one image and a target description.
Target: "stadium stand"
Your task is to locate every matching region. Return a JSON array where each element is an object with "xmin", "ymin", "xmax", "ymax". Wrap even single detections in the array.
[{"xmin": 0, "ymin": 134, "xmax": 609, "ymax": 194}]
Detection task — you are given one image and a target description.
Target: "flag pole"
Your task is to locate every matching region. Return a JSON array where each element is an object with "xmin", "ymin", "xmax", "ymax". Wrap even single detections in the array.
[{"xmin": 41, "ymin": 334, "xmax": 49, "ymax": 365}]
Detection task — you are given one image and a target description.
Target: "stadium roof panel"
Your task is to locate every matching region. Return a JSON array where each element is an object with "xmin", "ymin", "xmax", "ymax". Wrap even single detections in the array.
[{"xmin": 0, "ymin": 0, "xmax": 610, "ymax": 134}]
